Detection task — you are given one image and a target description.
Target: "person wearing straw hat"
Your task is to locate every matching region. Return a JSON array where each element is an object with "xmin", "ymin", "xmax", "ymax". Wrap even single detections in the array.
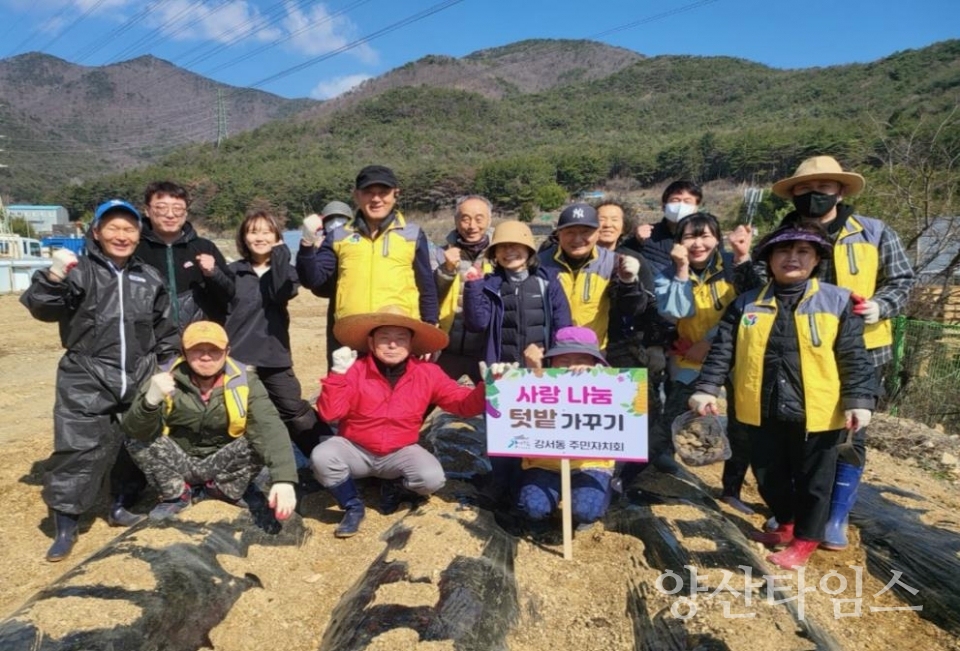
[
  {"xmin": 761, "ymin": 155, "xmax": 916, "ymax": 551},
  {"xmin": 690, "ymin": 223, "xmax": 876, "ymax": 570},
  {"xmin": 310, "ymin": 305, "xmax": 486, "ymax": 537},
  {"xmin": 21, "ymin": 199, "xmax": 179, "ymax": 561}
]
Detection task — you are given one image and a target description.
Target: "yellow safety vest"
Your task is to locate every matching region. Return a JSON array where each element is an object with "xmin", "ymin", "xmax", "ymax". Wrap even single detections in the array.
[
  {"xmin": 734, "ymin": 279, "xmax": 848, "ymax": 432},
  {"xmin": 331, "ymin": 211, "xmax": 422, "ymax": 320},
  {"xmin": 676, "ymin": 254, "xmax": 737, "ymax": 372},
  {"xmin": 832, "ymin": 215, "xmax": 891, "ymax": 350},
  {"xmin": 541, "ymin": 246, "xmax": 616, "ymax": 348},
  {"xmin": 162, "ymin": 357, "xmax": 249, "ymax": 438},
  {"xmin": 438, "ymin": 257, "xmax": 495, "ymax": 333}
]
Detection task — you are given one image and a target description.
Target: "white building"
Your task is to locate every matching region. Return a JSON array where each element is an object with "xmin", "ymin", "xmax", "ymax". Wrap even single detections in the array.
[{"xmin": 5, "ymin": 205, "xmax": 70, "ymax": 235}]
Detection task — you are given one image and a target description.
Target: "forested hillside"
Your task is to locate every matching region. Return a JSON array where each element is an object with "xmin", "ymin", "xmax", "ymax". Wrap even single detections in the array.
[{"xmin": 34, "ymin": 39, "xmax": 960, "ymax": 233}]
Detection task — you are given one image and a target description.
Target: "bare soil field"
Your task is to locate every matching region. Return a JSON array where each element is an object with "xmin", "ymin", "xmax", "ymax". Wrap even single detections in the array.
[{"xmin": 0, "ymin": 291, "xmax": 958, "ymax": 651}]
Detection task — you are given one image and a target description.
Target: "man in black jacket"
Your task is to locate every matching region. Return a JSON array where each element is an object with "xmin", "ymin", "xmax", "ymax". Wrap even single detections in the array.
[
  {"xmin": 136, "ymin": 181, "xmax": 235, "ymax": 331},
  {"xmin": 21, "ymin": 200, "xmax": 179, "ymax": 562}
]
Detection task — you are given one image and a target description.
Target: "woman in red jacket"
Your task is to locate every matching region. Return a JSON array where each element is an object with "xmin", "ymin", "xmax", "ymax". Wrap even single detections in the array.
[{"xmin": 311, "ymin": 305, "xmax": 485, "ymax": 537}]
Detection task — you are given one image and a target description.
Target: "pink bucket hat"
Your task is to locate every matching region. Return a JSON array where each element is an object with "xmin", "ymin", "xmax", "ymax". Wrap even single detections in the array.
[{"xmin": 543, "ymin": 326, "xmax": 608, "ymax": 366}]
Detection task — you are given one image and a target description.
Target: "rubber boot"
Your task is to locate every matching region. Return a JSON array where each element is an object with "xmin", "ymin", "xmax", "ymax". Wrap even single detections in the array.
[
  {"xmin": 749, "ymin": 522, "xmax": 794, "ymax": 547},
  {"xmin": 379, "ymin": 479, "xmax": 426, "ymax": 515},
  {"xmin": 821, "ymin": 461, "xmax": 864, "ymax": 551},
  {"xmin": 46, "ymin": 510, "xmax": 80, "ymax": 562},
  {"xmin": 767, "ymin": 538, "xmax": 819, "ymax": 570},
  {"xmin": 328, "ymin": 478, "xmax": 365, "ymax": 538},
  {"xmin": 108, "ymin": 494, "xmax": 145, "ymax": 527}
]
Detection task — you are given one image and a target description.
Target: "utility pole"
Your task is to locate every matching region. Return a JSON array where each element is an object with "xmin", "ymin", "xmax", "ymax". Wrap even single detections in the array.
[{"xmin": 216, "ymin": 90, "xmax": 228, "ymax": 149}]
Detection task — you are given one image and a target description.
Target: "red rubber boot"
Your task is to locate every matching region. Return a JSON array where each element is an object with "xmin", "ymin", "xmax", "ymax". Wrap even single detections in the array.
[
  {"xmin": 767, "ymin": 538, "xmax": 819, "ymax": 570},
  {"xmin": 749, "ymin": 522, "xmax": 794, "ymax": 546}
]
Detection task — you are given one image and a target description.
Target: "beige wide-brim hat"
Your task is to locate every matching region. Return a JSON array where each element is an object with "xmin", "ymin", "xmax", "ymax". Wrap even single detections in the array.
[
  {"xmin": 771, "ymin": 156, "xmax": 865, "ymax": 199},
  {"xmin": 486, "ymin": 220, "xmax": 536, "ymax": 259},
  {"xmin": 333, "ymin": 305, "xmax": 449, "ymax": 356}
]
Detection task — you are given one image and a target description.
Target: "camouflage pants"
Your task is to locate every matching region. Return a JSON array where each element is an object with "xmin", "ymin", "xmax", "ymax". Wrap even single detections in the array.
[{"xmin": 127, "ymin": 436, "xmax": 262, "ymax": 501}]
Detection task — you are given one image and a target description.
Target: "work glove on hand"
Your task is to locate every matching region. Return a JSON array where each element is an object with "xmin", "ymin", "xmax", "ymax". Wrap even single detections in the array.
[
  {"xmin": 145, "ymin": 372, "xmax": 176, "ymax": 407},
  {"xmin": 479, "ymin": 361, "xmax": 519, "ymax": 380},
  {"xmin": 461, "ymin": 265, "xmax": 483, "ymax": 282},
  {"xmin": 268, "ymin": 482, "xmax": 297, "ymax": 520},
  {"xmin": 616, "ymin": 254, "xmax": 640, "ymax": 283},
  {"xmin": 844, "ymin": 409, "xmax": 872, "ymax": 431},
  {"xmin": 688, "ymin": 392, "xmax": 719, "ymax": 416},
  {"xmin": 49, "ymin": 249, "xmax": 79, "ymax": 281},
  {"xmin": 727, "ymin": 224, "xmax": 753, "ymax": 264},
  {"xmin": 331, "ymin": 347, "xmax": 358, "ymax": 374},
  {"xmin": 851, "ymin": 293, "xmax": 881, "ymax": 325},
  {"xmin": 300, "ymin": 214, "xmax": 325, "ymax": 247}
]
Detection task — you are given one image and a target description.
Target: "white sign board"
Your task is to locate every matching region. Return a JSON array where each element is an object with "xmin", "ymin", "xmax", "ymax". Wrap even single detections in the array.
[{"xmin": 484, "ymin": 367, "xmax": 648, "ymax": 461}]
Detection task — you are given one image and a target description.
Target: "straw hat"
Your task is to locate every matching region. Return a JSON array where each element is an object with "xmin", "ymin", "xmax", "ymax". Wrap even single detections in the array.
[
  {"xmin": 486, "ymin": 220, "xmax": 536, "ymax": 259},
  {"xmin": 771, "ymin": 156, "xmax": 865, "ymax": 199},
  {"xmin": 333, "ymin": 305, "xmax": 449, "ymax": 356}
]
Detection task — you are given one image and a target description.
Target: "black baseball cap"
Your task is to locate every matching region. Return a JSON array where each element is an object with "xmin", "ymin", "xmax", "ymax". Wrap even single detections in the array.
[
  {"xmin": 556, "ymin": 203, "xmax": 599, "ymax": 230},
  {"xmin": 355, "ymin": 165, "xmax": 399, "ymax": 189}
]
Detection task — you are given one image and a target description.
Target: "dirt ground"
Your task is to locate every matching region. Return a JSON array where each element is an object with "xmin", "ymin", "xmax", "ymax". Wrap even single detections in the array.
[{"xmin": 1, "ymin": 290, "xmax": 959, "ymax": 651}]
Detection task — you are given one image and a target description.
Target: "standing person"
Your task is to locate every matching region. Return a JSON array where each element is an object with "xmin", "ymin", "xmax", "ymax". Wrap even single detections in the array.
[
  {"xmin": 21, "ymin": 199, "xmax": 178, "ymax": 562},
  {"xmin": 762, "ymin": 156, "xmax": 916, "ymax": 549},
  {"xmin": 310, "ymin": 306, "xmax": 485, "ymax": 538},
  {"xmin": 462, "ymin": 220, "xmax": 572, "ymax": 366},
  {"xmin": 539, "ymin": 203, "xmax": 649, "ymax": 351},
  {"xmin": 654, "ymin": 213, "xmax": 753, "ymax": 501},
  {"xmin": 123, "ymin": 322, "xmax": 298, "ymax": 523},
  {"xmin": 136, "ymin": 181, "xmax": 235, "ymax": 331},
  {"xmin": 621, "ymin": 180, "xmax": 704, "ymax": 277},
  {"xmin": 690, "ymin": 224, "xmax": 876, "ymax": 569},
  {"xmin": 434, "ymin": 195, "xmax": 494, "ymax": 382},
  {"xmin": 517, "ymin": 326, "xmax": 616, "ymax": 529},
  {"xmin": 296, "ymin": 165, "xmax": 440, "ymax": 352},
  {"xmin": 226, "ymin": 208, "xmax": 333, "ymax": 464},
  {"xmin": 304, "ymin": 201, "xmax": 354, "ymax": 370}
]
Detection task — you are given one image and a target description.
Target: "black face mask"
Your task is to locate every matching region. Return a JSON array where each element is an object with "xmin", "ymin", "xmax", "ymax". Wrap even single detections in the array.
[{"xmin": 792, "ymin": 192, "xmax": 838, "ymax": 218}]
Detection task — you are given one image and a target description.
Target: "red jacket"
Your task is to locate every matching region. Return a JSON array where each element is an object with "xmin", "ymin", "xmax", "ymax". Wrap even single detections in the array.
[{"xmin": 317, "ymin": 355, "xmax": 485, "ymax": 455}]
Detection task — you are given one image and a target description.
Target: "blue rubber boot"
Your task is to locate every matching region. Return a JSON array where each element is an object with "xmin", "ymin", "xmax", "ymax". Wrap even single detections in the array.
[
  {"xmin": 46, "ymin": 510, "xmax": 79, "ymax": 562},
  {"xmin": 822, "ymin": 462, "xmax": 864, "ymax": 551},
  {"xmin": 327, "ymin": 478, "xmax": 365, "ymax": 538}
]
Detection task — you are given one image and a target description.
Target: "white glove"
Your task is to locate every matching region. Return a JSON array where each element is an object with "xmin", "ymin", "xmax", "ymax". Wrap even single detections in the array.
[
  {"xmin": 145, "ymin": 372, "xmax": 176, "ymax": 407},
  {"xmin": 331, "ymin": 346, "xmax": 358, "ymax": 374},
  {"xmin": 268, "ymin": 482, "xmax": 297, "ymax": 520},
  {"xmin": 844, "ymin": 409, "xmax": 872, "ymax": 431},
  {"xmin": 300, "ymin": 214, "xmax": 325, "ymax": 247},
  {"xmin": 617, "ymin": 254, "xmax": 640, "ymax": 283},
  {"xmin": 688, "ymin": 392, "xmax": 718, "ymax": 416},
  {"xmin": 859, "ymin": 299, "xmax": 881, "ymax": 325},
  {"xmin": 49, "ymin": 249, "xmax": 79, "ymax": 281},
  {"xmin": 479, "ymin": 361, "xmax": 518, "ymax": 380}
]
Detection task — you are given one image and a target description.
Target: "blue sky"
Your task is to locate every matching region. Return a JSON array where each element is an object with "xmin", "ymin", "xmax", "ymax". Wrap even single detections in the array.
[{"xmin": 0, "ymin": 0, "xmax": 957, "ymax": 99}]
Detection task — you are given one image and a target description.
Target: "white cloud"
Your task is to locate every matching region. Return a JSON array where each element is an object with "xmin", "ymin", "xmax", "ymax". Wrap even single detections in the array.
[
  {"xmin": 149, "ymin": 0, "xmax": 280, "ymax": 44},
  {"xmin": 310, "ymin": 73, "xmax": 371, "ymax": 99},
  {"xmin": 282, "ymin": 1, "xmax": 377, "ymax": 63}
]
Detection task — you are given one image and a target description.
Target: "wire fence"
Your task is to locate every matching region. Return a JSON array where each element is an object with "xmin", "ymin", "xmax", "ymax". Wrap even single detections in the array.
[{"xmin": 887, "ymin": 316, "xmax": 960, "ymax": 432}]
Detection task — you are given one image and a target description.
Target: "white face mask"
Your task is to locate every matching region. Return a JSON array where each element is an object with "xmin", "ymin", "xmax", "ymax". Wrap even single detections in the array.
[{"xmin": 663, "ymin": 202, "xmax": 698, "ymax": 223}]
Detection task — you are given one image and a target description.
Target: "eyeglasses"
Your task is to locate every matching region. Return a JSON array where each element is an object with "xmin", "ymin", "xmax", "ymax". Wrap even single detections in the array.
[{"xmin": 150, "ymin": 204, "xmax": 187, "ymax": 217}]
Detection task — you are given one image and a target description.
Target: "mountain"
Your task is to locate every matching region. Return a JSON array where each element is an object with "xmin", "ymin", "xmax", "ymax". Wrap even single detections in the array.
[
  {"xmin": 7, "ymin": 39, "xmax": 960, "ymax": 228},
  {"xmin": 0, "ymin": 52, "xmax": 316, "ymax": 200}
]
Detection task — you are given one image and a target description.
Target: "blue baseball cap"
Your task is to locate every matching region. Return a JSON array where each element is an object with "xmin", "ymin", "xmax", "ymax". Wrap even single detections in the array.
[{"xmin": 94, "ymin": 199, "xmax": 142, "ymax": 224}]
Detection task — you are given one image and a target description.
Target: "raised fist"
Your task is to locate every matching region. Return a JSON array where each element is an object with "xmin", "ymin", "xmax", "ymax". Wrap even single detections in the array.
[
  {"xmin": 331, "ymin": 346, "xmax": 358, "ymax": 374},
  {"xmin": 145, "ymin": 372, "xmax": 176, "ymax": 407},
  {"xmin": 301, "ymin": 214, "xmax": 325, "ymax": 247},
  {"xmin": 49, "ymin": 249, "xmax": 79, "ymax": 281}
]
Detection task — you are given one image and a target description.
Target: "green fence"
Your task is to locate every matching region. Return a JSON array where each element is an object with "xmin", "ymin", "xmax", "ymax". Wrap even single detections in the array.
[{"xmin": 888, "ymin": 316, "xmax": 960, "ymax": 432}]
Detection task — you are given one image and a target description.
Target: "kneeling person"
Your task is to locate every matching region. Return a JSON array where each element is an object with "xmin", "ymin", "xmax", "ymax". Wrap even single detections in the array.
[
  {"xmin": 311, "ymin": 305, "xmax": 485, "ymax": 538},
  {"xmin": 517, "ymin": 327, "xmax": 615, "ymax": 529},
  {"xmin": 123, "ymin": 321, "xmax": 298, "ymax": 522}
]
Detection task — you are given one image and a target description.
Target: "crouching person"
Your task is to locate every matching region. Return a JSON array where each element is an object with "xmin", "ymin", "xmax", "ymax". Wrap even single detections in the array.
[
  {"xmin": 517, "ymin": 327, "xmax": 616, "ymax": 530},
  {"xmin": 123, "ymin": 321, "xmax": 298, "ymax": 522},
  {"xmin": 311, "ymin": 305, "xmax": 485, "ymax": 538}
]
